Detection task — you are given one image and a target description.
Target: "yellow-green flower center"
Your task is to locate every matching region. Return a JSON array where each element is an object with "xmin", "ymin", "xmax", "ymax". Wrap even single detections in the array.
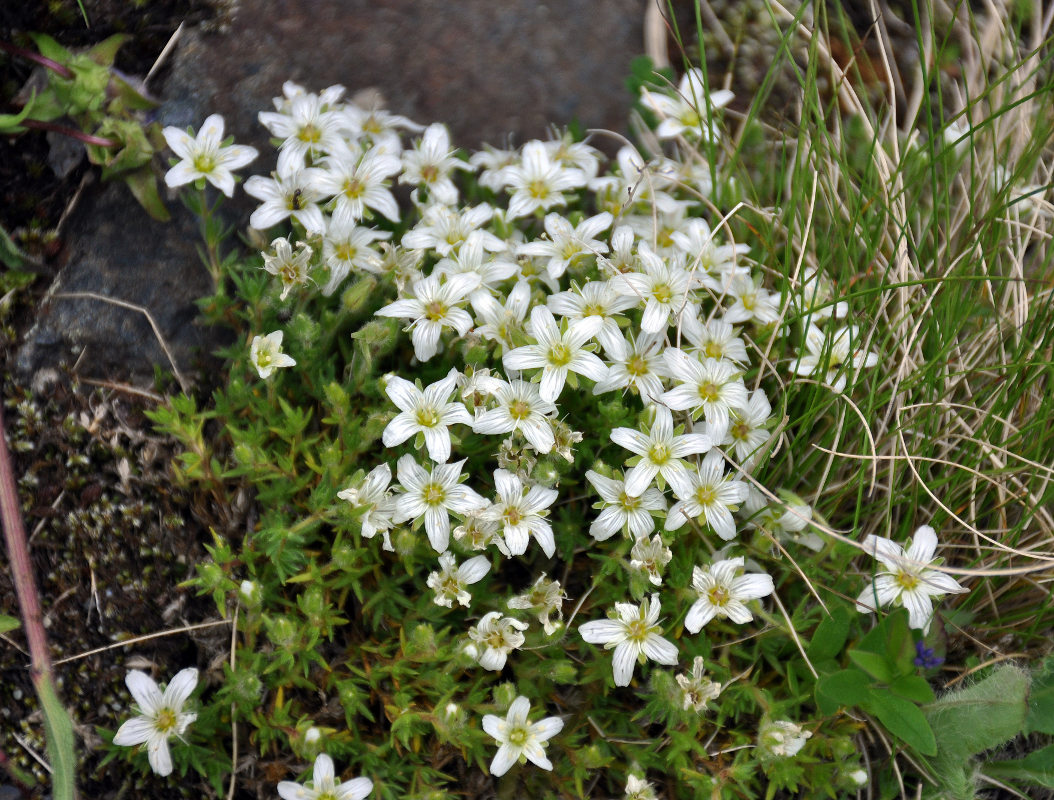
[
  {"xmin": 648, "ymin": 443, "xmax": 670, "ymax": 464},
  {"xmin": 698, "ymin": 381, "xmax": 719, "ymax": 403},
  {"xmin": 424, "ymin": 301, "xmax": 447, "ymax": 322},
  {"xmin": 154, "ymin": 707, "xmax": 178, "ymax": 734},
  {"xmin": 618, "ymin": 491, "xmax": 640, "ymax": 510},
  {"xmin": 547, "ymin": 343, "xmax": 572, "ymax": 367},
  {"xmin": 415, "ymin": 408, "xmax": 440, "ymax": 428},
  {"xmin": 627, "ymin": 356, "xmax": 648, "ymax": 376},
  {"xmin": 508, "ymin": 725, "xmax": 529, "ymax": 746},
  {"xmin": 193, "ymin": 153, "xmax": 216, "ymax": 174},
  {"xmin": 695, "ymin": 485, "xmax": 717, "ymax": 506},
  {"xmin": 423, "ymin": 483, "xmax": 446, "ymax": 505},
  {"xmin": 652, "ymin": 283, "xmax": 672, "ymax": 304},
  {"xmin": 707, "ymin": 585, "xmax": 730, "ymax": 607},
  {"xmin": 896, "ymin": 571, "xmax": 920, "ymax": 591},
  {"xmin": 508, "ymin": 400, "xmax": 531, "ymax": 420}
]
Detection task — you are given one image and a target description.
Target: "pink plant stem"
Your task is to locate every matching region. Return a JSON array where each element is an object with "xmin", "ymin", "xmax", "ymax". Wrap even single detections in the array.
[
  {"xmin": 18, "ymin": 119, "xmax": 118, "ymax": 148},
  {"xmin": 0, "ymin": 40, "xmax": 74, "ymax": 80},
  {"xmin": 0, "ymin": 402, "xmax": 57, "ymax": 690}
]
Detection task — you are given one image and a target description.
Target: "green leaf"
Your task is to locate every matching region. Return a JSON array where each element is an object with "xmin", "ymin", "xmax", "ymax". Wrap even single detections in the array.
[
  {"xmin": 889, "ymin": 674, "xmax": 935, "ymax": 704},
  {"xmin": 866, "ymin": 691, "xmax": 937, "ymax": 756},
  {"xmin": 847, "ymin": 649, "xmax": 896, "ymax": 684},
  {"xmin": 0, "ymin": 613, "xmax": 21, "ymax": 634},
  {"xmin": 0, "ymin": 98, "xmax": 35, "ymax": 135},
  {"xmin": 1026, "ymin": 655, "xmax": 1054, "ymax": 735},
  {"xmin": 28, "ymin": 33, "xmax": 71, "ymax": 64},
  {"xmin": 121, "ymin": 168, "xmax": 170, "ymax": 221},
  {"xmin": 985, "ymin": 743, "xmax": 1054, "ymax": 789},
  {"xmin": 815, "ymin": 669, "xmax": 871, "ymax": 715},
  {"xmin": 806, "ymin": 605, "xmax": 850, "ymax": 662},
  {"xmin": 36, "ymin": 677, "xmax": 77, "ymax": 800},
  {"xmin": 86, "ymin": 33, "xmax": 128, "ymax": 66}
]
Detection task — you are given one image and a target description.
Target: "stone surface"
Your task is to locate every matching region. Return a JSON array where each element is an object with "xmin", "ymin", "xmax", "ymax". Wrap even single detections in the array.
[{"xmin": 16, "ymin": 0, "xmax": 645, "ymax": 386}]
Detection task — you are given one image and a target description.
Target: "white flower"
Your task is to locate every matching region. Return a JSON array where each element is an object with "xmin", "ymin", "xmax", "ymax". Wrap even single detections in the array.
[
  {"xmin": 855, "ymin": 525, "xmax": 967, "ymax": 632},
  {"xmin": 793, "ymin": 324, "xmax": 879, "ymax": 393},
  {"xmin": 676, "ymin": 656, "xmax": 722, "ymax": 712},
  {"xmin": 469, "ymin": 144, "xmax": 519, "ymax": 192},
  {"xmin": 592, "ymin": 330, "xmax": 669, "ymax": 403},
  {"xmin": 548, "ymin": 280, "xmax": 636, "ymax": 358},
  {"xmin": 249, "ymin": 330, "xmax": 296, "ymax": 379},
  {"xmin": 503, "ymin": 306, "xmax": 607, "ymax": 403},
  {"xmin": 402, "ymin": 203, "xmax": 501, "ymax": 256},
  {"xmin": 381, "ymin": 370, "xmax": 472, "ymax": 463},
  {"xmin": 452, "ymin": 509, "xmax": 502, "ymax": 551},
  {"xmin": 471, "ymin": 280, "xmax": 531, "ymax": 353},
  {"xmin": 640, "ymin": 67, "xmax": 734, "ymax": 141},
  {"xmin": 610, "ymin": 243, "xmax": 693, "ymax": 335},
  {"xmin": 719, "ymin": 388, "xmax": 773, "ymax": 470},
  {"xmin": 257, "ymin": 90, "xmax": 345, "ymax": 174},
  {"xmin": 758, "ymin": 719, "xmax": 812, "ymax": 759},
  {"xmin": 624, "ymin": 775, "xmax": 659, "ymax": 800},
  {"xmin": 721, "ymin": 272, "xmax": 780, "ymax": 326},
  {"xmin": 482, "ymin": 696, "xmax": 563, "ymax": 776},
  {"xmin": 277, "ymin": 753, "xmax": 373, "ymax": 800},
  {"xmin": 113, "ymin": 668, "xmax": 198, "ymax": 777},
  {"xmin": 670, "ymin": 218, "xmax": 749, "ymax": 292},
  {"xmin": 392, "ymin": 455, "xmax": 488, "ymax": 552},
  {"xmin": 245, "ymin": 167, "xmax": 327, "ymax": 233},
  {"xmin": 471, "ymin": 378, "xmax": 557, "ymax": 454},
  {"xmin": 484, "ymin": 469, "xmax": 558, "ymax": 558},
  {"xmin": 401, "ymin": 123, "xmax": 470, "ymax": 205},
  {"xmin": 518, "ymin": 212, "xmax": 612, "ymax": 279},
  {"xmin": 661, "ymin": 349, "xmax": 748, "ymax": 442},
  {"xmin": 665, "ymin": 450, "xmax": 748, "ymax": 541},
  {"xmin": 504, "ymin": 140, "xmax": 586, "ymax": 218},
  {"xmin": 426, "ymin": 552, "xmax": 490, "ymax": 607},
  {"xmin": 629, "ymin": 534, "xmax": 672, "ymax": 586},
  {"xmin": 680, "ymin": 317, "xmax": 749, "ymax": 364},
  {"xmin": 610, "ymin": 405, "xmax": 712, "ymax": 497},
  {"xmin": 508, "ymin": 573, "xmax": 565, "ymax": 635},
  {"xmin": 262, "ymin": 238, "xmax": 314, "ymax": 300},
  {"xmin": 685, "ymin": 557, "xmax": 774, "ymax": 632},
  {"xmin": 337, "ymin": 463, "xmax": 398, "ymax": 550},
  {"xmin": 375, "ymin": 272, "xmax": 479, "ymax": 362},
  {"xmin": 162, "ymin": 114, "xmax": 258, "ymax": 197},
  {"xmin": 742, "ymin": 487, "xmax": 819, "ymax": 551},
  {"xmin": 315, "ymin": 141, "xmax": 402, "ymax": 224},
  {"xmin": 469, "ymin": 612, "xmax": 529, "ymax": 671},
  {"xmin": 579, "ymin": 594, "xmax": 678, "ymax": 686},
  {"xmin": 584, "ymin": 469, "xmax": 667, "ymax": 541},
  {"xmin": 319, "ymin": 218, "xmax": 389, "ymax": 295}
]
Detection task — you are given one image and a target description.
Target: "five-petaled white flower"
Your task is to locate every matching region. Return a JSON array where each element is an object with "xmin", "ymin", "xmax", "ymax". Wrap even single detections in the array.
[
  {"xmin": 610, "ymin": 405, "xmax": 712, "ymax": 497},
  {"xmin": 470, "ymin": 378, "xmax": 557, "ymax": 454},
  {"xmin": 469, "ymin": 611, "xmax": 529, "ymax": 671},
  {"xmin": 518, "ymin": 211, "xmax": 612, "ymax": 279},
  {"xmin": 375, "ymin": 272, "xmax": 479, "ymax": 362},
  {"xmin": 277, "ymin": 753, "xmax": 373, "ymax": 800},
  {"xmin": 585, "ymin": 469, "xmax": 667, "ymax": 541},
  {"xmin": 113, "ymin": 668, "xmax": 198, "ymax": 777},
  {"xmin": 665, "ymin": 450, "xmax": 748, "ymax": 541},
  {"xmin": 162, "ymin": 114, "xmax": 258, "ymax": 197},
  {"xmin": 482, "ymin": 696, "xmax": 564, "ymax": 776},
  {"xmin": 484, "ymin": 468, "xmax": 558, "ymax": 558},
  {"xmin": 793, "ymin": 324, "xmax": 879, "ymax": 393},
  {"xmin": 640, "ymin": 67, "xmax": 734, "ymax": 141},
  {"xmin": 249, "ymin": 330, "xmax": 296, "ymax": 379},
  {"xmin": 426, "ymin": 552, "xmax": 491, "ymax": 608},
  {"xmin": 392, "ymin": 455, "xmax": 488, "ymax": 552},
  {"xmin": 856, "ymin": 525, "xmax": 967, "ymax": 632},
  {"xmin": 579, "ymin": 594, "xmax": 678, "ymax": 686},
  {"xmin": 504, "ymin": 140, "xmax": 586, "ymax": 219},
  {"xmin": 503, "ymin": 306, "xmax": 607, "ymax": 403},
  {"xmin": 685, "ymin": 557, "xmax": 774, "ymax": 632},
  {"xmin": 400, "ymin": 123, "xmax": 470, "ymax": 205},
  {"xmin": 245, "ymin": 167, "xmax": 327, "ymax": 233},
  {"xmin": 381, "ymin": 370, "xmax": 472, "ymax": 463},
  {"xmin": 661, "ymin": 349, "xmax": 748, "ymax": 442}
]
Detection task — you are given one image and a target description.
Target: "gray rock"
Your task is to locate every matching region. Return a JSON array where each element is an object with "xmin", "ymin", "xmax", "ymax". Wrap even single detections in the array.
[{"xmin": 17, "ymin": 0, "xmax": 644, "ymax": 386}]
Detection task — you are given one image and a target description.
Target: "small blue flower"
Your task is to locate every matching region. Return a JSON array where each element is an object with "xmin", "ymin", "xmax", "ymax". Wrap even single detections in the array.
[{"xmin": 914, "ymin": 640, "xmax": 943, "ymax": 669}]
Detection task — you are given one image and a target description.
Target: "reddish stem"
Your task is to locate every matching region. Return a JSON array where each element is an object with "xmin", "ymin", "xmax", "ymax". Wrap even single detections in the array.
[
  {"xmin": 0, "ymin": 402, "xmax": 57, "ymax": 690},
  {"xmin": 0, "ymin": 40, "xmax": 74, "ymax": 80},
  {"xmin": 18, "ymin": 119, "xmax": 118, "ymax": 148}
]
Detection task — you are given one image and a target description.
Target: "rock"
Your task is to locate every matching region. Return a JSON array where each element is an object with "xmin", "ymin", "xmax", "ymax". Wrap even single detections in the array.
[{"xmin": 17, "ymin": 0, "xmax": 645, "ymax": 387}]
